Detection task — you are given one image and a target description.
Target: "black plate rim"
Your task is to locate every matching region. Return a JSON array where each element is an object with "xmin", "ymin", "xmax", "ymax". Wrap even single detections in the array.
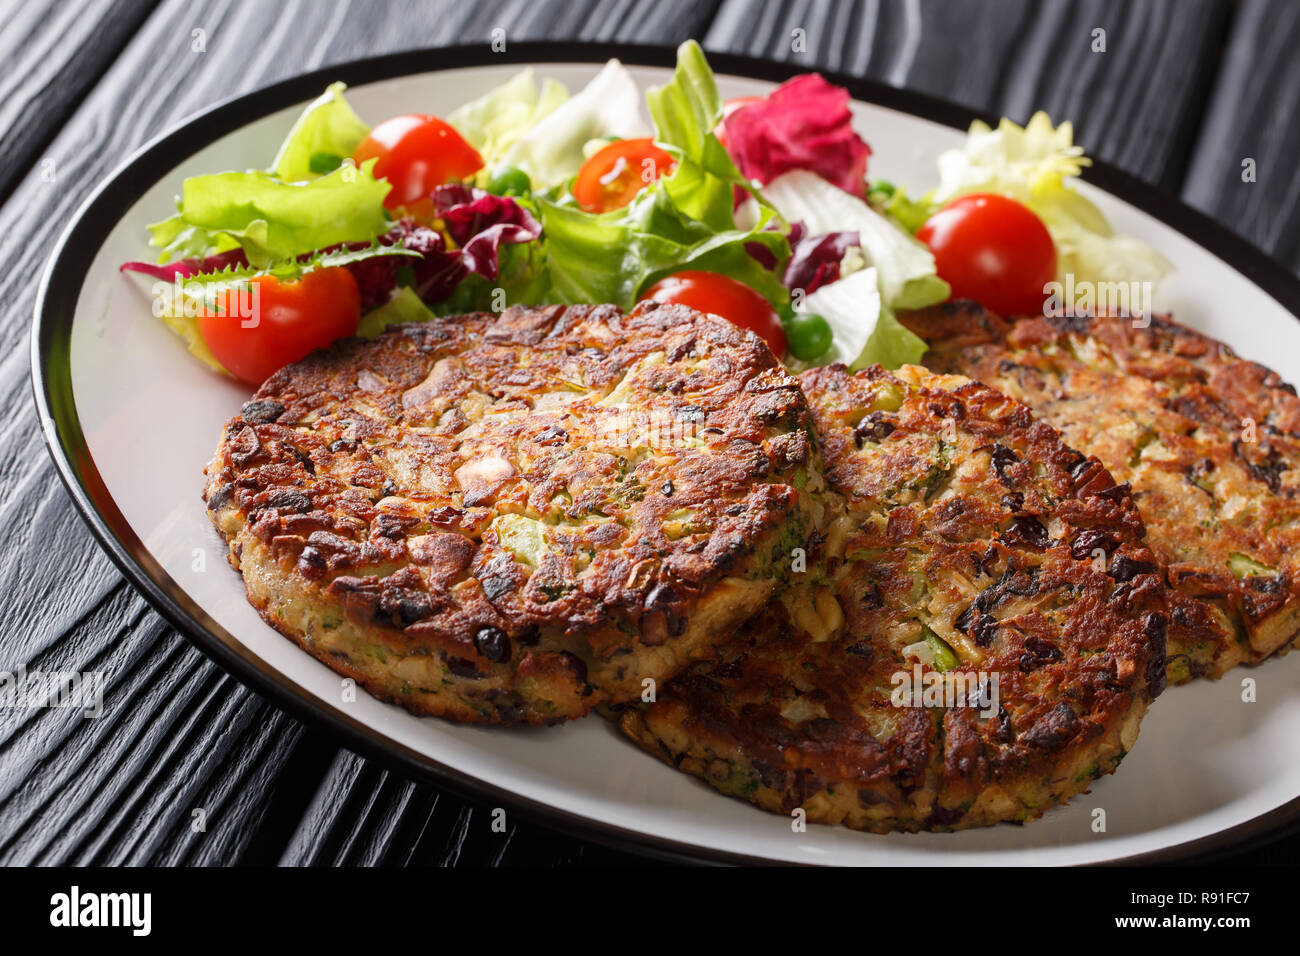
[{"xmin": 30, "ymin": 39, "xmax": 1300, "ymax": 867}]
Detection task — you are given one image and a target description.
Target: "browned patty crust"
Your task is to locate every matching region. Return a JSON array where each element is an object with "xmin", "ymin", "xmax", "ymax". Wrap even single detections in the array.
[
  {"xmin": 621, "ymin": 364, "xmax": 1167, "ymax": 832},
  {"xmin": 902, "ymin": 301, "xmax": 1300, "ymax": 681},
  {"xmin": 204, "ymin": 302, "xmax": 821, "ymax": 724}
]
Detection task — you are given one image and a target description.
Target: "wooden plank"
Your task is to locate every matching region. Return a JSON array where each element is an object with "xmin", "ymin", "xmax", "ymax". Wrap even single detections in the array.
[
  {"xmin": 276, "ymin": 748, "xmax": 655, "ymax": 865},
  {"xmin": 703, "ymin": 0, "xmax": 1231, "ymax": 191},
  {"xmin": 1178, "ymin": 0, "xmax": 1300, "ymax": 864},
  {"xmin": 2, "ymin": 0, "xmax": 722, "ymax": 867},
  {"xmin": 0, "ymin": 0, "xmax": 157, "ymax": 202},
  {"xmin": 9, "ymin": 0, "xmax": 1271, "ymax": 868},
  {"xmin": 1181, "ymin": 0, "xmax": 1300, "ymax": 272}
]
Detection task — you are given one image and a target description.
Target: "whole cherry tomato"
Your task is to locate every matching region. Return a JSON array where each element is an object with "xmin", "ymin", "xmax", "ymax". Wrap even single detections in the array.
[
  {"xmin": 198, "ymin": 267, "xmax": 360, "ymax": 385},
  {"xmin": 640, "ymin": 270, "xmax": 785, "ymax": 356},
  {"xmin": 352, "ymin": 114, "xmax": 483, "ymax": 211},
  {"xmin": 916, "ymin": 193, "xmax": 1057, "ymax": 317}
]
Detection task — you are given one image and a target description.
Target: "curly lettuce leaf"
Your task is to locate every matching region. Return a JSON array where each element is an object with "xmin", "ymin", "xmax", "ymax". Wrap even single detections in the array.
[
  {"xmin": 147, "ymin": 217, "xmax": 242, "ymax": 262},
  {"xmin": 271, "ymin": 82, "xmax": 371, "ymax": 182},
  {"xmin": 887, "ymin": 111, "xmax": 1172, "ymax": 290},
  {"xmin": 535, "ymin": 187, "xmax": 788, "ymax": 309},
  {"xmin": 148, "ymin": 160, "xmax": 391, "ymax": 267},
  {"xmin": 930, "ymin": 111, "xmax": 1091, "ymax": 207},
  {"xmin": 500, "ymin": 59, "xmax": 648, "ymax": 188},
  {"xmin": 447, "ymin": 68, "xmax": 569, "ymax": 176}
]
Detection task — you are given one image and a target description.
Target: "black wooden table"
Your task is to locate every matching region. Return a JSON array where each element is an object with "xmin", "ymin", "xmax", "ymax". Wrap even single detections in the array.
[{"xmin": 6, "ymin": 0, "xmax": 1299, "ymax": 866}]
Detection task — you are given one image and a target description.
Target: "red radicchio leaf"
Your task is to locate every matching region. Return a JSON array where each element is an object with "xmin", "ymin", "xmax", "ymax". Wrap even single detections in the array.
[
  {"xmin": 744, "ymin": 240, "xmax": 779, "ymax": 272},
  {"xmin": 119, "ymin": 248, "xmax": 248, "ymax": 280},
  {"xmin": 744, "ymin": 218, "xmax": 802, "ymax": 274},
  {"xmin": 346, "ymin": 220, "xmax": 457, "ymax": 309},
  {"xmin": 722, "ymin": 74, "xmax": 871, "ymax": 198},
  {"xmin": 745, "ymin": 220, "xmax": 860, "ymax": 296},
  {"xmin": 346, "ymin": 188, "xmax": 540, "ymax": 306},
  {"xmin": 783, "ymin": 226, "xmax": 861, "ymax": 295},
  {"xmin": 432, "ymin": 184, "xmax": 541, "ymax": 281}
]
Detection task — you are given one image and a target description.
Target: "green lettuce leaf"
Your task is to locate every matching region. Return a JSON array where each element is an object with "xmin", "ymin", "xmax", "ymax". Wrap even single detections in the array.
[
  {"xmin": 447, "ymin": 68, "xmax": 569, "ymax": 176},
  {"xmin": 646, "ymin": 39, "xmax": 771, "ymax": 229},
  {"xmin": 645, "ymin": 39, "xmax": 722, "ymax": 163},
  {"xmin": 271, "ymin": 82, "xmax": 371, "ymax": 182},
  {"xmin": 862, "ymin": 309, "xmax": 928, "ymax": 370},
  {"xmin": 500, "ymin": 60, "xmax": 648, "ymax": 188},
  {"xmin": 868, "ymin": 182, "xmax": 935, "ymax": 241},
  {"xmin": 146, "ymin": 217, "xmax": 242, "ymax": 262},
  {"xmin": 535, "ymin": 186, "xmax": 788, "ymax": 308},
  {"xmin": 524, "ymin": 42, "xmax": 790, "ymax": 311},
  {"xmin": 149, "ymin": 160, "xmax": 391, "ymax": 267},
  {"xmin": 150, "ymin": 83, "xmax": 387, "ymax": 266}
]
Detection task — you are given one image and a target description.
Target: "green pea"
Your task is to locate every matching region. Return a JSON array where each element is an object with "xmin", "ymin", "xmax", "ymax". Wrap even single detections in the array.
[
  {"xmin": 784, "ymin": 310, "xmax": 833, "ymax": 361},
  {"xmin": 486, "ymin": 165, "xmax": 531, "ymax": 197}
]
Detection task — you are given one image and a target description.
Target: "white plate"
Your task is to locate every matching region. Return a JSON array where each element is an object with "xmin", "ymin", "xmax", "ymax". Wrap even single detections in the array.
[{"xmin": 33, "ymin": 44, "xmax": 1300, "ymax": 865}]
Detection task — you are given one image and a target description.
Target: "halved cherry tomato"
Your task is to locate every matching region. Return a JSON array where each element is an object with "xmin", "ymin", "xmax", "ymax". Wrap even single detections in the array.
[
  {"xmin": 573, "ymin": 138, "xmax": 677, "ymax": 213},
  {"xmin": 640, "ymin": 270, "xmax": 785, "ymax": 357},
  {"xmin": 352, "ymin": 114, "xmax": 483, "ymax": 211},
  {"xmin": 198, "ymin": 267, "xmax": 361, "ymax": 385},
  {"xmin": 916, "ymin": 193, "xmax": 1057, "ymax": 317}
]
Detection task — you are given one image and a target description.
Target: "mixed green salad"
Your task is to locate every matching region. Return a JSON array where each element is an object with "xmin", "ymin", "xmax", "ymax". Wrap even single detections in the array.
[{"xmin": 123, "ymin": 41, "xmax": 1169, "ymax": 385}]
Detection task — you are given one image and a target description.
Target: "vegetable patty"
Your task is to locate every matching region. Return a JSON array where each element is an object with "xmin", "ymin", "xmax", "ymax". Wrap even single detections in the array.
[
  {"xmin": 204, "ymin": 302, "xmax": 821, "ymax": 724},
  {"xmin": 621, "ymin": 364, "xmax": 1167, "ymax": 832},
  {"xmin": 903, "ymin": 302, "xmax": 1300, "ymax": 681}
]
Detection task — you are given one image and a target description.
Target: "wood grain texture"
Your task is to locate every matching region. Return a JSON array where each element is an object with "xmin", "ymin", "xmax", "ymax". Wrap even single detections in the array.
[
  {"xmin": 1182, "ymin": 0, "xmax": 1300, "ymax": 272},
  {"xmin": 703, "ymin": 0, "xmax": 1231, "ymax": 190},
  {"xmin": 6, "ymin": 0, "xmax": 1296, "ymax": 868},
  {"xmin": 0, "ymin": 0, "xmax": 158, "ymax": 203},
  {"xmin": 1, "ymin": 0, "xmax": 718, "ymax": 868}
]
